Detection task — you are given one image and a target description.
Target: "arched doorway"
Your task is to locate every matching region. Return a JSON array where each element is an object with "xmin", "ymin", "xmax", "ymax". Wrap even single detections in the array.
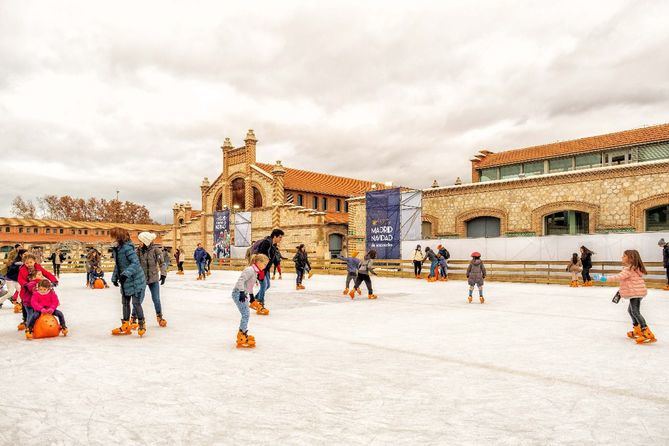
[
  {"xmin": 544, "ymin": 211, "xmax": 589, "ymax": 235},
  {"xmin": 421, "ymin": 221, "xmax": 433, "ymax": 239},
  {"xmin": 646, "ymin": 205, "xmax": 669, "ymax": 231},
  {"xmin": 466, "ymin": 217, "xmax": 501, "ymax": 238},
  {"xmin": 252, "ymin": 187, "xmax": 263, "ymax": 208},
  {"xmin": 329, "ymin": 234, "xmax": 343, "ymax": 257},
  {"xmin": 214, "ymin": 193, "xmax": 223, "ymax": 211},
  {"xmin": 231, "ymin": 178, "xmax": 245, "ymax": 210}
]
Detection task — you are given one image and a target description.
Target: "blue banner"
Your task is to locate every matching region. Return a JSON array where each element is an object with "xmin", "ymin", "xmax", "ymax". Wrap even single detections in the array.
[
  {"xmin": 366, "ymin": 188, "xmax": 401, "ymax": 259},
  {"xmin": 213, "ymin": 210, "xmax": 231, "ymax": 259}
]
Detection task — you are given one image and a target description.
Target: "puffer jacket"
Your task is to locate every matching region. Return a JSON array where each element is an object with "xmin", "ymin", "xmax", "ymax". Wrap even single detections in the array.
[
  {"xmin": 293, "ymin": 251, "xmax": 310, "ymax": 270},
  {"xmin": 112, "ymin": 241, "xmax": 146, "ymax": 296},
  {"xmin": 29, "ymin": 283, "xmax": 60, "ymax": 312},
  {"xmin": 412, "ymin": 250, "xmax": 423, "ymax": 262},
  {"xmin": 161, "ymin": 250, "xmax": 170, "ymax": 275},
  {"xmin": 137, "ymin": 243, "xmax": 163, "ymax": 284},
  {"xmin": 466, "ymin": 259, "xmax": 486, "ymax": 286},
  {"xmin": 235, "ymin": 264, "xmax": 262, "ymax": 294},
  {"xmin": 608, "ymin": 267, "xmax": 647, "ymax": 298},
  {"xmin": 581, "ymin": 252, "xmax": 593, "ymax": 269},
  {"xmin": 194, "ymin": 247, "xmax": 207, "ymax": 263},
  {"xmin": 566, "ymin": 260, "xmax": 582, "ymax": 273}
]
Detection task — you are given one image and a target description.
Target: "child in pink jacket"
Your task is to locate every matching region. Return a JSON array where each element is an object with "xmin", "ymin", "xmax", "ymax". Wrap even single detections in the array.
[
  {"xmin": 596, "ymin": 250, "xmax": 656, "ymax": 344},
  {"xmin": 26, "ymin": 279, "xmax": 68, "ymax": 339}
]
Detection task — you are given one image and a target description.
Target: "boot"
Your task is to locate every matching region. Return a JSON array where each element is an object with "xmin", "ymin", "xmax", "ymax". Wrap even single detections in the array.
[
  {"xmin": 177, "ymin": 270, "xmax": 184, "ymax": 275},
  {"xmin": 17, "ymin": 321, "xmax": 26, "ymax": 331},
  {"xmin": 197, "ymin": 274, "xmax": 202, "ymax": 280},
  {"xmin": 137, "ymin": 319, "xmax": 146, "ymax": 337},
  {"xmin": 278, "ymin": 274, "xmax": 282, "ymax": 280},
  {"xmin": 111, "ymin": 320, "xmax": 131, "ymax": 336},
  {"xmin": 479, "ymin": 296, "xmax": 485, "ymax": 304},
  {"xmin": 157, "ymin": 314, "xmax": 167, "ymax": 327},
  {"xmin": 343, "ymin": 288, "xmax": 349, "ymax": 295},
  {"xmin": 256, "ymin": 304, "xmax": 269, "ymax": 316},
  {"xmin": 349, "ymin": 289, "xmax": 356, "ymax": 299},
  {"xmin": 627, "ymin": 325, "xmax": 643, "ymax": 339},
  {"xmin": 368, "ymin": 294, "xmax": 378, "ymax": 299},
  {"xmin": 25, "ymin": 330, "xmax": 33, "ymax": 340},
  {"xmin": 636, "ymin": 327, "xmax": 657, "ymax": 344},
  {"xmin": 467, "ymin": 295, "xmax": 473, "ymax": 303},
  {"xmin": 663, "ymin": 284, "xmax": 669, "ymax": 291},
  {"xmin": 236, "ymin": 330, "xmax": 256, "ymax": 348},
  {"xmin": 298, "ymin": 284, "xmax": 306, "ymax": 290},
  {"xmin": 129, "ymin": 317, "xmax": 139, "ymax": 330},
  {"xmin": 250, "ymin": 301, "xmax": 261, "ymax": 312},
  {"xmin": 61, "ymin": 326, "xmax": 69, "ymax": 336}
]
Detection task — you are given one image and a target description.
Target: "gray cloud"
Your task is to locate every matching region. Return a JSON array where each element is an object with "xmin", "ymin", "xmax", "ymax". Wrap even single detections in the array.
[{"xmin": 1, "ymin": 0, "xmax": 668, "ymax": 223}]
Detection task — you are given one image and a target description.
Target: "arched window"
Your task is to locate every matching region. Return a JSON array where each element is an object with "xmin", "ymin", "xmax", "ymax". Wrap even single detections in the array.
[
  {"xmin": 421, "ymin": 221, "xmax": 433, "ymax": 239},
  {"xmin": 646, "ymin": 205, "xmax": 669, "ymax": 231},
  {"xmin": 178, "ymin": 218, "xmax": 184, "ymax": 225},
  {"xmin": 253, "ymin": 187, "xmax": 263, "ymax": 208},
  {"xmin": 466, "ymin": 217, "xmax": 501, "ymax": 238},
  {"xmin": 544, "ymin": 211, "xmax": 589, "ymax": 235},
  {"xmin": 329, "ymin": 234, "xmax": 343, "ymax": 257},
  {"xmin": 215, "ymin": 193, "xmax": 223, "ymax": 211},
  {"xmin": 231, "ymin": 178, "xmax": 245, "ymax": 210}
]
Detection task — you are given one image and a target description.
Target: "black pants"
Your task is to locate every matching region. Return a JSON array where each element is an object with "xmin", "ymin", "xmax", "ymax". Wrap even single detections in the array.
[
  {"xmin": 296, "ymin": 268, "xmax": 305, "ymax": 285},
  {"xmin": 627, "ymin": 298, "xmax": 647, "ymax": 329},
  {"xmin": 54, "ymin": 264, "xmax": 61, "ymax": 277},
  {"xmin": 665, "ymin": 268, "xmax": 669, "ymax": 284},
  {"xmin": 122, "ymin": 294, "xmax": 144, "ymax": 321},
  {"xmin": 178, "ymin": 262, "xmax": 184, "ymax": 272},
  {"xmin": 581, "ymin": 267, "xmax": 591, "ymax": 282},
  {"xmin": 345, "ymin": 272, "xmax": 356, "ymax": 288},
  {"xmin": 29, "ymin": 309, "xmax": 66, "ymax": 329},
  {"xmin": 354, "ymin": 273, "xmax": 373, "ymax": 294},
  {"xmin": 413, "ymin": 261, "xmax": 422, "ymax": 276}
]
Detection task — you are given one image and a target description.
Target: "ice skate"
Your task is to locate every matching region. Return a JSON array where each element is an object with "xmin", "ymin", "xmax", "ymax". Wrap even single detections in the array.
[
  {"xmin": 13, "ymin": 301, "xmax": 22, "ymax": 313},
  {"xmin": 308, "ymin": 271, "xmax": 314, "ymax": 279},
  {"xmin": 663, "ymin": 284, "xmax": 669, "ymax": 291},
  {"xmin": 197, "ymin": 274, "xmax": 202, "ymax": 280},
  {"xmin": 343, "ymin": 288, "xmax": 350, "ymax": 295},
  {"xmin": 356, "ymin": 288, "xmax": 362, "ymax": 295},
  {"xmin": 111, "ymin": 320, "xmax": 131, "ymax": 336},
  {"xmin": 236, "ymin": 330, "xmax": 256, "ymax": 348},
  {"xmin": 61, "ymin": 327, "xmax": 68, "ymax": 336},
  {"xmin": 636, "ymin": 327, "xmax": 657, "ymax": 344},
  {"xmin": 349, "ymin": 289, "xmax": 356, "ymax": 299},
  {"xmin": 250, "ymin": 301, "xmax": 261, "ymax": 312},
  {"xmin": 17, "ymin": 321, "xmax": 26, "ymax": 331},
  {"xmin": 157, "ymin": 314, "xmax": 167, "ymax": 327},
  {"xmin": 137, "ymin": 319, "xmax": 146, "ymax": 337},
  {"xmin": 479, "ymin": 296, "xmax": 485, "ymax": 304},
  {"xmin": 627, "ymin": 325, "xmax": 642, "ymax": 339},
  {"xmin": 129, "ymin": 317, "xmax": 139, "ymax": 330},
  {"xmin": 278, "ymin": 274, "xmax": 282, "ymax": 280},
  {"xmin": 256, "ymin": 304, "xmax": 269, "ymax": 316},
  {"xmin": 272, "ymin": 274, "xmax": 276, "ymax": 280},
  {"xmin": 296, "ymin": 285, "xmax": 305, "ymax": 290},
  {"xmin": 368, "ymin": 294, "xmax": 378, "ymax": 299},
  {"xmin": 467, "ymin": 296, "xmax": 473, "ymax": 303},
  {"xmin": 25, "ymin": 330, "xmax": 33, "ymax": 340}
]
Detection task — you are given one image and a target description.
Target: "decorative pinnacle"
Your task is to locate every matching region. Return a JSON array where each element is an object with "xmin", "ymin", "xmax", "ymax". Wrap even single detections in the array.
[
  {"xmin": 222, "ymin": 137, "xmax": 233, "ymax": 149},
  {"xmin": 245, "ymin": 129, "xmax": 257, "ymax": 142},
  {"xmin": 432, "ymin": 180, "xmax": 439, "ymax": 188},
  {"xmin": 455, "ymin": 177, "xmax": 462, "ymax": 185}
]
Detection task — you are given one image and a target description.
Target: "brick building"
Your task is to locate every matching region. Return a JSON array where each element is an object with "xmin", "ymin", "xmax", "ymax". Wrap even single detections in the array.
[
  {"xmin": 348, "ymin": 123, "xmax": 669, "ymax": 254},
  {"xmin": 164, "ymin": 130, "xmax": 386, "ymax": 258},
  {"xmin": 0, "ymin": 217, "xmax": 169, "ymax": 260}
]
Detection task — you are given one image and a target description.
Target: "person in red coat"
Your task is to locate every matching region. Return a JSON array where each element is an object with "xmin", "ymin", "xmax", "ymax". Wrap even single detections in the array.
[
  {"xmin": 17, "ymin": 253, "xmax": 58, "ymax": 333},
  {"xmin": 26, "ymin": 279, "xmax": 67, "ymax": 339}
]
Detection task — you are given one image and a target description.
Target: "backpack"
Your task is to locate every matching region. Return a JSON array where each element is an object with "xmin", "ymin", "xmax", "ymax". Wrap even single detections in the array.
[{"xmin": 250, "ymin": 238, "xmax": 265, "ymax": 255}]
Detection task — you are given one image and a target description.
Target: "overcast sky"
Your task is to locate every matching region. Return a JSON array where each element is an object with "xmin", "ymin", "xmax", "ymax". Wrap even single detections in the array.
[{"xmin": 2, "ymin": 0, "xmax": 668, "ymax": 223}]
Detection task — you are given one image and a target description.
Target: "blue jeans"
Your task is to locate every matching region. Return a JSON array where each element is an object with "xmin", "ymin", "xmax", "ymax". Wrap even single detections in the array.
[
  {"xmin": 136, "ymin": 281, "xmax": 162, "ymax": 316},
  {"xmin": 255, "ymin": 274, "xmax": 270, "ymax": 304},
  {"xmin": 232, "ymin": 289, "xmax": 250, "ymax": 332},
  {"xmin": 429, "ymin": 260, "xmax": 439, "ymax": 278},
  {"xmin": 197, "ymin": 261, "xmax": 207, "ymax": 276},
  {"xmin": 296, "ymin": 268, "xmax": 305, "ymax": 285}
]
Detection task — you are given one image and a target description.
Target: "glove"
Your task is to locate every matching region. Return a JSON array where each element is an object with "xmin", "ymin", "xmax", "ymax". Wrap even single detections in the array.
[
  {"xmin": 119, "ymin": 275, "xmax": 127, "ymax": 285},
  {"xmin": 238, "ymin": 291, "xmax": 247, "ymax": 302},
  {"xmin": 160, "ymin": 275, "xmax": 166, "ymax": 285},
  {"xmin": 592, "ymin": 274, "xmax": 607, "ymax": 282},
  {"xmin": 112, "ymin": 279, "xmax": 119, "ymax": 287}
]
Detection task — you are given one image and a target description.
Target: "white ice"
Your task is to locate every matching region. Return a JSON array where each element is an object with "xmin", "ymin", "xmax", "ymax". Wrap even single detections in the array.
[{"xmin": 1, "ymin": 271, "xmax": 668, "ymax": 445}]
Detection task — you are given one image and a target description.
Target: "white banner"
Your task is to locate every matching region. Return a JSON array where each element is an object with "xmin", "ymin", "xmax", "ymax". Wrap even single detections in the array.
[
  {"xmin": 233, "ymin": 211, "xmax": 252, "ymax": 247},
  {"xmin": 400, "ymin": 190, "xmax": 422, "ymax": 241}
]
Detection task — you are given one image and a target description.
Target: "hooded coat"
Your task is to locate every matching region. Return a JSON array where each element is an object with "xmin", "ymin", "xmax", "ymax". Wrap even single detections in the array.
[
  {"xmin": 137, "ymin": 243, "xmax": 163, "ymax": 284},
  {"xmin": 112, "ymin": 241, "xmax": 146, "ymax": 296},
  {"xmin": 466, "ymin": 259, "xmax": 486, "ymax": 287}
]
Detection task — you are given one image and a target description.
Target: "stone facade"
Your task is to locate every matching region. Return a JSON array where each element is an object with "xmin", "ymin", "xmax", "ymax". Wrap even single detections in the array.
[{"xmin": 347, "ymin": 160, "xmax": 669, "ymax": 253}]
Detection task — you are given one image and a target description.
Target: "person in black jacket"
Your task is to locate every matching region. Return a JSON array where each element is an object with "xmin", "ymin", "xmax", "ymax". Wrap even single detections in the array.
[
  {"xmin": 580, "ymin": 245, "xmax": 595, "ymax": 286},
  {"xmin": 659, "ymin": 239, "xmax": 669, "ymax": 290},
  {"xmin": 293, "ymin": 244, "xmax": 311, "ymax": 290},
  {"xmin": 250, "ymin": 229, "xmax": 284, "ymax": 314}
]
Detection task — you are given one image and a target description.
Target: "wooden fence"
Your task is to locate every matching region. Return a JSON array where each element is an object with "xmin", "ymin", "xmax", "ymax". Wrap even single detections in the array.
[{"xmin": 40, "ymin": 258, "xmax": 669, "ymax": 289}]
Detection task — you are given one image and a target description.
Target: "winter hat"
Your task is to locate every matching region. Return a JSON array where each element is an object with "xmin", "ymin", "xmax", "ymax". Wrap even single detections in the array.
[
  {"xmin": 138, "ymin": 232, "xmax": 157, "ymax": 246},
  {"xmin": 659, "ymin": 238, "xmax": 666, "ymax": 246},
  {"xmin": 471, "ymin": 251, "xmax": 481, "ymax": 258}
]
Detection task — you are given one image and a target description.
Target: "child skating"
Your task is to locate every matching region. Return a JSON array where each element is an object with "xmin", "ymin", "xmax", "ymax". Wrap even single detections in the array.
[
  {"xmin": 27, "ymin": 279, "xmax": 68, "ymax": 339},
  {"xmin": 232, "ymin": 254, "xmax": 269, "ymax": 348},
  {"xmin": 336, "ymin": 250, "xmax": 360, "ymax": 295},
  {"xmin": 594, "ymin": 250, "xmax": 656, "ymax": 344},
  {"xmin": 566, "ymin": 253, "xmax": 582, "ymax": 287},
  {"xmin": 349, "ymin": 250, "xmax": 377, "ymax": 299},
  {"xmin": 466, "ymin": 252, "xmax": 486, "ymax": 303},
  {"xmin": 292, "ymin": 244, "xmax": 310, "ymax": 290}
]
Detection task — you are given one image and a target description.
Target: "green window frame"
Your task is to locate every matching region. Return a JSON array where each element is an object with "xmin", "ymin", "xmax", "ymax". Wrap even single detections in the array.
[
  {"xmin": 480, "ymin": 168, "xmax": 499, "ymax": 182},
  {"xmin": 499, "ymin": 164, "xmax": 521, "ymax": 180},
  {"xmin": 523, "ymin": 161, "xmax": 544, "ymax": 176},
  {"xmin": 549, "ymin": 158, "xmax": 572, "ymax": 173}
]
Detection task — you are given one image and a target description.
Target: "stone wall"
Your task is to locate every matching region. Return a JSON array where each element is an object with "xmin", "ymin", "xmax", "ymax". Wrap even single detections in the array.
[{"xmin": 347, "ymin": 161, "xmax": 669, "ymax": 253}]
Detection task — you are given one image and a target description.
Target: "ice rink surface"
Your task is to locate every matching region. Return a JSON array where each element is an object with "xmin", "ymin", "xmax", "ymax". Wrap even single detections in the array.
[{"xmin": 1, "ymin": 271, "xmax": 668, "ymax": 445}]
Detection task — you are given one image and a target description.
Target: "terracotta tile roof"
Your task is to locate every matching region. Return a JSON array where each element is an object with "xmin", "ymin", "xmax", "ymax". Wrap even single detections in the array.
[
  {"xmin": 324, "ymin": 213, "xmax": 349, "ymax": 224},
  {"xmin": 256, "ymin": 163, "xmax": 386, "ymax": 197},
  {"xmin": 475, "ymin": 123, "xmax": 669, "ymax": 168},
  {"xmin": 0, "ymin": 217, "xmax": 169, "ymax": 231}
]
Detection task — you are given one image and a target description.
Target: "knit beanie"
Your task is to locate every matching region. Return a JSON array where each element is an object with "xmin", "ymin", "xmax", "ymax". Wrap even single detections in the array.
[
  {"xmin": 659, "ymin": 238, "xmax": 666, "ymax": 246},
  {"xmin": 138, "ymin": 232, "xmax": 157, "ymax": 246}
]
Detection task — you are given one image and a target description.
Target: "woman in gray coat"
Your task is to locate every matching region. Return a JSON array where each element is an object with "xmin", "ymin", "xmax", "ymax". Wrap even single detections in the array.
[
  {"xmin": 133, "ymin": 232, "xmax": 167, "ymax": 328},
  {"xmin": 466, "ymin": 251, "xmax": 487, "ymax": 304}
]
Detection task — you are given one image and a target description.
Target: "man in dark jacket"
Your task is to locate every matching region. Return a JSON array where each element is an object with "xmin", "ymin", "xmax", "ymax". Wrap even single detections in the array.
[
  {"xmin": 251, "ymin": 229, "xmax": 284, "ymax": 310},
  {"xmin": 660, "ymin": 239, "xmax": 669, "ymax": 290},
  {"xmin": 193, "ymin": 243, "xmax": 207, "ymax": 280}
]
